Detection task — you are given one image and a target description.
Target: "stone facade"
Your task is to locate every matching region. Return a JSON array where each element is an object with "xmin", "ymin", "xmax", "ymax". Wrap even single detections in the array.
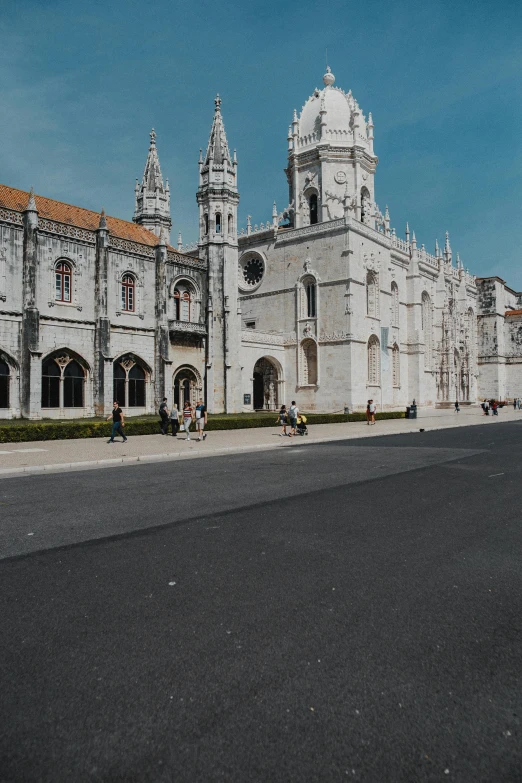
[{"xmin": 0, "ymin": 68, "xmax": 505, "ymax": 420}]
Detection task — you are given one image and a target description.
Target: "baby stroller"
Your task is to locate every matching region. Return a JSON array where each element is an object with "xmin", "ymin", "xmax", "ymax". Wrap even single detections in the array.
[{"xmin": 296, "ymin": 414, "xmax": 308, "ymax": 435}]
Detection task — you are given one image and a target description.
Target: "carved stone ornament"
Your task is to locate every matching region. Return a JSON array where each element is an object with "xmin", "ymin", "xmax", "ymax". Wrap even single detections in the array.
[
  {"xmin": 55, "ymin": 355, "xmax": 71, "ymax": 371},
  {"xmin": 120, "ymin": 358, "xmax": 136, "ymax": 372},
  {"xmin": 304, "ymin": 258, "xmax": 312, "ymax": 273},
  {"xmin": 334, "ymin": 170, "xmax": 347, "ymax": 185},
  {"xmin": 303, "ymin": 323, "xmax": 312, "ymax": 337},
  {"xmin": 363, "ymin": 252, "xmax": 381, "ymax": 272}
]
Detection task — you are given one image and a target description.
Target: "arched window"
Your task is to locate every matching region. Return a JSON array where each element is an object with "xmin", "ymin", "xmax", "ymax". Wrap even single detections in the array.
[
  {"xmin": 392, "ymin": 343, "xmax": 400, "ymax": 387},
  {"xmin": 42, "ymin": 354, "xmax": 86, "ymax": 408},
  {"xmin": 361, "ymin": 187, "xmax": 371, "ymax": 225},
  {"xmin": 55, "ymin": 261, "xmax": 72, "ymax": 303},
  {"xmin": 305, "ymin": 281, "xmax": 316, "ymax": 318},
  {"xmin": 228, "ymin": 214, "xmax": 233, "ymax": 235},
  {"xmin": 391, "ymin": 282, "xmax": 399, "ymax": 327},
  {"xmin": 121, "ymin": 274, "xmax": 135, "ymax": 312},
  {"xmin": 366, "ymin": 271, "xmax": 379, "ymax": 318},
  {"xmin": 204, "ymin": 214, "xmax": 209, "ymax": 235},
  {"xmin": 302, "ymin": 339, "xmax": 318, "ymax": 385},
  {"xmin": 309, "ymin": 194, "xmax": 318, "ymax": 225},
  {"xmin": 113, "ymin": 356, "xmax": 148, "ymax": 408},
  {"xmin": 172, "ymin": 280, "xmax": 196, "ymax": 322},
  {"xmin": 422, "ymin": 291, "xmax": 432, "ymax": 369},
  {"xmin": 215, "ymin": 212, "xmax": 222, "ymax": 234},
  {"xmin": 368, "ymin": 335, "xmax": 380, "ymax": 385},
  {"xmin": 0, "ymin": 359, "xmax": 10, "ymax": 408}
]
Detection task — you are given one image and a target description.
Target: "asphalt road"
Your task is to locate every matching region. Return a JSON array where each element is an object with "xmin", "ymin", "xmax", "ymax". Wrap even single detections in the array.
[{"xmin": 1, "ymin": 422, "xmax": 521, "ymax": 782}]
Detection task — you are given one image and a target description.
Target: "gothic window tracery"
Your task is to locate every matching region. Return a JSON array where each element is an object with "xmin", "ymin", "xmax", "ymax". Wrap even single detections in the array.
[
  {"xmin": 113, "ymin": 355, "xmax": 148, "ymax": 408},
  {"xmin": 367, "ymin": 334, "xmax": 380, "ymax": 385},
  {"xmin": 173, "ymin": 279, "xmax": 198, "ymax": 322},
  {"xmin": 41, "ymin": 353, "xmax": 86, "ymax": 408},
  {"xmin": 300, "ymin": 275, "xmax": 317, "ymax": 319},
  {"xmin": 360, "ymin": 187, "xmax": 371, "ymax": 225},
  {"xmin": 55, "ymin": 261, "xmax": 72, "ymax": 303},
  {"xmin": 215, "ymin": 212, "xmax": 222, "ymax": 234}
]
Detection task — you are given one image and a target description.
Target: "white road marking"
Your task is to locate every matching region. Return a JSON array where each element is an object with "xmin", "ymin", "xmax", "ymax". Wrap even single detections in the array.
[
  {"xmin": 488, "ymin": 472, "xmax": 504, "ymax": 477},
  {"xmin": 12, "ymin": 448, "xmax": 48, "ymax": 453}
]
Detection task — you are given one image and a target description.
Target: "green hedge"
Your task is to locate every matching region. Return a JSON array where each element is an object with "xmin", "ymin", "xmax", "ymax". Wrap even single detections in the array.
[{"xmin": 0, "ymin": 410, "xmax": 405, "ymax": 443}]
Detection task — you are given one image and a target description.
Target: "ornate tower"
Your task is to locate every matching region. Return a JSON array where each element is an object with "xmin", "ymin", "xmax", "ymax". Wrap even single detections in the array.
[
  {"xmin": 133, "ymin": 129, "xmax": 172, "ymax": 241},
  {"xmin": 285, "ymin": 68, "xmax": 379, "ymax": 228},
  {"xmin": 197, "ymin": 95, "xmax": 241, "ymax": 413}
]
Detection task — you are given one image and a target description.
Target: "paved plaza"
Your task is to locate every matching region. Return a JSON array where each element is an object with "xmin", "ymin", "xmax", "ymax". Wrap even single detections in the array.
[
  {"xmin": 0, "ymin": 405, "xmax": 520, "ymax": 479},
  {"xmin": 1, "ymin": 419, "xmax": 521, "ymax": 781}
]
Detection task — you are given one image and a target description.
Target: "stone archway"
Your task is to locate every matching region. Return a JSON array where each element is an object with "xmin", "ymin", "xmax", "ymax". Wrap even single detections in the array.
[
  {"xmin": 172, "ymin": 366, "xmax": 202, "ymax": 408},
  {"xmin": 253, "ymin": 357, "xmax": 280, "ymax": 411}
]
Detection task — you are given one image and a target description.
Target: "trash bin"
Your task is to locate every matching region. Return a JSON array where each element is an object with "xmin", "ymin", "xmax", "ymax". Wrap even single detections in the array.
[
  {"xmin": 410, "ymin": 404, "xmax": 417, "ymax": 419},
  {"xmin": 344, "ymin": 406, "xmax": 350, "ymax": 414},
  {"xmin": 406, "ymin": 406, "xmax": 411, "ymax": 419}
]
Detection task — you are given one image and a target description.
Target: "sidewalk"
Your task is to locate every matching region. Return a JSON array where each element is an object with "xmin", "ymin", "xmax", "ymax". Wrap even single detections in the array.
[{"xmin": 0, "ymin": 406, "xmax": 519, "ymax": 479}]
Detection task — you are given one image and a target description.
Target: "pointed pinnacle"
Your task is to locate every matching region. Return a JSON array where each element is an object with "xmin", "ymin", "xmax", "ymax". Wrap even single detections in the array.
[
  {"xmin": 26, "ymin": 186, "xmax": 37, "ymax": 211},
  {"xmin": 99, "ymin": 208, "xmax": 107, "ymax": 230}
]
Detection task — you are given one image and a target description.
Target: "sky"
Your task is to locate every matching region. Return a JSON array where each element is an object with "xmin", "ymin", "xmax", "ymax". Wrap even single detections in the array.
[{"xmin": 0, "ymin": 0, "xmax": 521, "ymax": 284}]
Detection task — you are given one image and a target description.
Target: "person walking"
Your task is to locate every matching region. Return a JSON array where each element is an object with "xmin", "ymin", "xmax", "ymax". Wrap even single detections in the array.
[
  {"xmin": 491, "ymin": 400, "xmax": 498, "ymax": 416},
  {"xmin": 483, "ymin": 399, "xmax": 490, "ymax": 416},
  {"xmin": 366, "ymin": 400, "xmax": 371, "ymax": 425},
  {"xmin": 195, "ymin": 399, "xmax": 208, "ymax": 441},
  {"xmin": 182, "ymin": 399, "xmax": 193, "ymax": 441},
  {"xmin": 369, "ymin": 399, "xmax": 377, "ymax": 424},
  {"xmin": 514, "ymin": 398, "xmax": 518, "ymax": 411},
  {"xmin": 107, "ymin": 401, "xmax": 127, "ymax": 443},
  {"xmin": 288, "ymin": 400, "xmax": 299, "ymax": 437},
  {"xmin": 454, "ymin": 400, "xmax": 460, "ymax": 413},
  {"xmin": 170, "ymin": 402, "xmax": 180, "ymax": 436},
  {"xmin": 159, "ymin": 397, "xmax": 169, "ymax": 435},
  {"xmin": 277, "ymin": 404, "xmax": 288, "ymax": 436}
]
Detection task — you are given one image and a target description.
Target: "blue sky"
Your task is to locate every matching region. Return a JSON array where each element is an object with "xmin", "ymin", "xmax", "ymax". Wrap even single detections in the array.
[{"xmin": 1, "ymin": 0, "xmax": 521, "ymax": 283}]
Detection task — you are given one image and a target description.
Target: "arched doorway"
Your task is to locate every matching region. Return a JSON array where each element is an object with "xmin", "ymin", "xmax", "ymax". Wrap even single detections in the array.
[
  {"xmin": 173, "ymin": 366, "xmax": 202, "ymax": 408},
  {"xmin": 253, "ymin": 358, "xmax": 279, "ymax": 410}
]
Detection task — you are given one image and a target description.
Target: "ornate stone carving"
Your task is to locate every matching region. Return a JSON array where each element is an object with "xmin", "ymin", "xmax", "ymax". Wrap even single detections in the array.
[
  {"xmin": 334, "ymin": 171, "xmax": 347, "ymax": 184},
  {"xmin": 168, "ymin": 320, "xmax": 207, "ymax": 335},
  {"xmin": 276, "ymin": 218, "xmax": 345, "ymax": 244},
  {"xmin": 110, "ymin": 236, "xmax": 155, "ymax": 258},
  {"xmin": 38, "ymin": 219, "xmax": 96, "ymax": 243},
  {"xmin": 0, "ymin": 208, "xmax": 23, "ymax": 225}
]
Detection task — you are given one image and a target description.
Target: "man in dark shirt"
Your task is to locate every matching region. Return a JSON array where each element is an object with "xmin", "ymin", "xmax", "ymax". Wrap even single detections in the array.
[
  {"xmin": 107, "ymin": 401, "xmax": 127, "ymax": 443},
  {"xmin": 159, "ymin": 397, "xmax": 169, "ymax": 435}
]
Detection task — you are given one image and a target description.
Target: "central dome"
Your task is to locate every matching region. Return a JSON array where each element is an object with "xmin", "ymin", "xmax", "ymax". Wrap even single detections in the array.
[{"xmin": 297, "ymin": 70, "xmax": 361, "ymax": 147}]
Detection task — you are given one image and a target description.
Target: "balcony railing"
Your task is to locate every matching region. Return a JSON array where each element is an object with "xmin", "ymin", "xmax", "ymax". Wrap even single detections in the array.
[{"xmin": 169, "ymin": 319, "xmax": 207, "ymax": 336}]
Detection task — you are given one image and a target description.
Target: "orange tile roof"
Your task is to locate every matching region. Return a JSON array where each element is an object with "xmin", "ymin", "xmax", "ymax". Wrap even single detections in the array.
[
  {"xmin": 0, "ymin": 183, "xmax": 179, "ymax": 251},
  {"xmin": 505, "ymin": 309, "xmax": 522, "ymax": 317}
]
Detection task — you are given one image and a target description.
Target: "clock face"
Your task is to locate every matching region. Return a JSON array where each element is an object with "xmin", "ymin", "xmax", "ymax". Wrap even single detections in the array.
[{"xmin": 243, "ymin": 257, "xmax": 264, "ymax": 286}]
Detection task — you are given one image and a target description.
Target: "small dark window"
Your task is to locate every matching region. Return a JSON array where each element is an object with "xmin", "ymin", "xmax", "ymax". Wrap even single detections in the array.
[
  {"xmin": 215, "ymin": 212, "xmax": 221, "ymax": 234},
  {"xmin": 42, "ymin": 359, "xmax": 60, "ymax": 408},
  {"xmin": 174, "ymin": 288, "xmax": 181, "ymax": 320},
  {"xmin": 128, "ymin": 364, "xmax": 146, "ymax": 407},
  {"xmin": 204, "ymin": 214, "xmax": 209, "ymax": 235},
  {"xmin": 309, "ymin": 194, "xmax": 318, "ymax": 225},
  {"xmin": 245, "ymin": 321, "xmax": 256, "ymax": 329},
  {"xmin": 306, "ymin": 283, "xmax": 316, "ymax": 317},
  {"xmin": 0, "ymin": 359, "xmax": 9, "ymax": 409},
  {"xmin": 228, "ymin": 214, "xmax": 233, "ymax": 235},
  {"xmin": 63, "ymin": 360, "xmax": 84, "ymax": 408}
]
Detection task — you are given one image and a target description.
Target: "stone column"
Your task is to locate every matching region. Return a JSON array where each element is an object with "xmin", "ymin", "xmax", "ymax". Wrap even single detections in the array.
[
  {"xmin": 154, "ymin": 232, "xmax": 169, "ymax": 410},
  {"xmin": 94, "ymin": 211, "xmax": 111, "ymax": 415},
  {"xmin": 21, "ymin": 190, "xmax": 41, "ymax": 419}
]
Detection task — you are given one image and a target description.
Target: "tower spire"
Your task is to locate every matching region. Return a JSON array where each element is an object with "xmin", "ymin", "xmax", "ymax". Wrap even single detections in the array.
[
  {"xmin": 133, "ymin": 128, "xmax": 172, "ymax": 241},
  {"xmin": 204, "ymin": 95, "xmax": 232, "ymax": 166}
]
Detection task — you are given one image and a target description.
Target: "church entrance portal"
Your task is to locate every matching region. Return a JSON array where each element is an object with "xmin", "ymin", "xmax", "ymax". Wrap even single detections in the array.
[
  {"xmin": 253, "ymin": 358, "xmax": 279, "ymax": 410},
  {"xmin": 173, "ymin": 367, "xmax": 201, "ymax": 409}
]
